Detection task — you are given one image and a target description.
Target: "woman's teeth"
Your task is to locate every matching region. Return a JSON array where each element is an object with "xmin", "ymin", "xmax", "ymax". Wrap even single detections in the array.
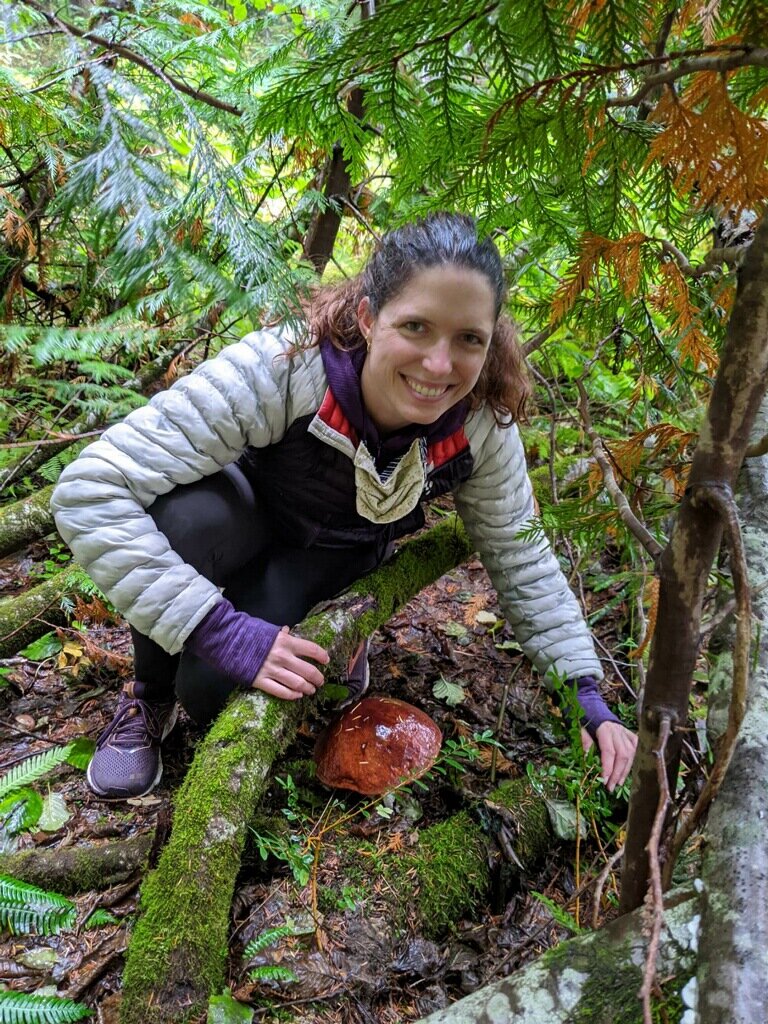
[{"xmin": 404, "ymin": 377, "xmax": 448, "ymax": 397}]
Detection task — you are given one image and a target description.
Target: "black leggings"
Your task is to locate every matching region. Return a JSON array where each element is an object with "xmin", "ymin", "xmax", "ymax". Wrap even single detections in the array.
[{"xmin": 134, "ymin": 465, "xmax": 382, "ymax": 725}]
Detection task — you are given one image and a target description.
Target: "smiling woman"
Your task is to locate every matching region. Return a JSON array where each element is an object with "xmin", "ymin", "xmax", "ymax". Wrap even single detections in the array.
[
  {"xmin": 50, "ymin": 211, "xmax": 637, "ymax": 802},
  {"xmin": 358, "ymin": 265, "xmax": 495, "ymax": 432}
]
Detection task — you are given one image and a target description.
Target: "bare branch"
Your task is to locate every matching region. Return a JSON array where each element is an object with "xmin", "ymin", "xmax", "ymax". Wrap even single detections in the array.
[{"xmin": 576, "ymin": 379, "xmax": 665, "ymax": 560}]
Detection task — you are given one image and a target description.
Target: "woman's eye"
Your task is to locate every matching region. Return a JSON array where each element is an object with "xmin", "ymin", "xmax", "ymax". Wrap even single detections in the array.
[
  {"xmin": 461, "ymin": 333, "xmax": 484, "ymax": 346},
  {"xmin": 402, "ymin": 321, "xmax": 425, "ymax": 333}
]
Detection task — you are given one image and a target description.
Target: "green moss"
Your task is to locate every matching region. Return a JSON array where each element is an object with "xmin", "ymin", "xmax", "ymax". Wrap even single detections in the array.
[
  {"xmin": 120, "ymin": 695, "xmax": 303, "ymax": 1024},
  {"xmin": 386, "ymin": 810, "xmax": 488, "ymax": 939},
  {"xmin": 489, "ymin": 778, "xmax": 551, "ymax": 867},
  {"xmin": 542, "ymin": 938, "xmax": 686, "ymax": 1023}
]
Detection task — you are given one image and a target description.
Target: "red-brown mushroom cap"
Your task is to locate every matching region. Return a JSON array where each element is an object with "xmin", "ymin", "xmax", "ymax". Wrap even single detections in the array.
[{"xmin": 314, "ymin": 696, "xmax": 443, "ymax": 796}]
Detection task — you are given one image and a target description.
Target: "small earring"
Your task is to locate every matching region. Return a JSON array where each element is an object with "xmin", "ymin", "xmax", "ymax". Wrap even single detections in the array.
[{"xmin": 364, "ymin": 333, "xmax": 372, "ymax": 351}]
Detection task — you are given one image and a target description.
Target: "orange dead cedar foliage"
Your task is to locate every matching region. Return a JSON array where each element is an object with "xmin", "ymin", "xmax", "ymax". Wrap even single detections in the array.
[
  {"xmin": 179, "ymin": 12, "xmax": 209, "ymax": 32},
  {"xmin": 652, "ymin": 259, "xmax": 718, "ymax": 373},
  {"xmin": 677, "ymin": 0, "xmax": 722, "ymax": 42},
  {"xmin": 646, "ymin": 72, "xmax": 768, "ymax": 215},
  {"xmin": 586, "ymin": 422, "xmax": 696, "ymax": 497},
  {"xmin": 550, "ymin": 232, "xmax": 648, "ymax": 323},
  {"xmin": 566, "ymin": 0, "xmax": 608, "ymax": 36}
]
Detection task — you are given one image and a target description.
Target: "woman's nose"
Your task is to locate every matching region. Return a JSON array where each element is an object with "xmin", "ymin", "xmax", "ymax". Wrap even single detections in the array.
[{"xmin": 423, "ymin": 338, "xmax": 453, "ymax": 376}]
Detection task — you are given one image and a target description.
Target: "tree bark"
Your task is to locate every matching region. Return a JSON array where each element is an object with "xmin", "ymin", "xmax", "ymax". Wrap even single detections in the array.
[
  {"xmin": 694, "ymin": 396, "xmax": 768, "ymax": 1023},
  {"xmin": 0, "ymin": 483, "xmax": 54, "ymax": 558},
  {"xmin": 415, "ymin": 887, "xmax": 701, "ymax": 1024},
  {"xmin": 621, "ymin": 213, "xmax": 768, "ymax": 912},
  {"xmin": 119, "ymin": 515, "xmax": 473, "ymax": 1024}
]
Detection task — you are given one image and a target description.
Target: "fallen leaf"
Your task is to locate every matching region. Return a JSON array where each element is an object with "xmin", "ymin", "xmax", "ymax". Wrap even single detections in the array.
[{"xmin": 38, "ymin": 792, "xmax": 70, "ymax": 832}]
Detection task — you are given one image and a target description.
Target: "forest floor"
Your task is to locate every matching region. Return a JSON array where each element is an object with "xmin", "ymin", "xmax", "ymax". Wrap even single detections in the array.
[{"xmin": 0, "ymin": 515, "xmax": 635, "ymax": 1024}]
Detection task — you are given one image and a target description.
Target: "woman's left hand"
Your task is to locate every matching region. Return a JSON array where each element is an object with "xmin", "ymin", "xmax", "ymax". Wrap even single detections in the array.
[{"xmin": 581, "ymin": 722, "xmax": 638, "ymax": 793}]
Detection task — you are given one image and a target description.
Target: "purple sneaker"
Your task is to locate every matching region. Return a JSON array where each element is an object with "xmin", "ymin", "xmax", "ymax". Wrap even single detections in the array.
[
  {"xmin": 86, "ymin": 682, "xmax": 178, "ymax": 799},
  {"xmin": 338, "ymin": 639, "xmax": 370, "ymax": 707}
]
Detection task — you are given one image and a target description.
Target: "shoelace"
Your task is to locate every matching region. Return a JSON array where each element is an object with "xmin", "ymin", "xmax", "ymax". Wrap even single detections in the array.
[{"xmin": 96, "ymin": 695, "xmax": 164, "ymax": 749}]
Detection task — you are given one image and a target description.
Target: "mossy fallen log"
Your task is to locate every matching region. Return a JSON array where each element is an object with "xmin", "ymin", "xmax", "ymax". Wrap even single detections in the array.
[
  {"xmin": 415, "ymin": 887, "xmax": 701, "ymax": 1024},
  {"xmin": 119, "ymin": 515, "xmax": 474, "ymax": 1024},
  {"xmin": 0, "ymin": 483, "xmax": 55, "ymax": 559},
  {"xmin": 0, "ymin": 570, "xmax": 74, "ymax": 658},
  {"xmin": 0, "ymin": 833, "xmax": 153, "ymax": 895}
]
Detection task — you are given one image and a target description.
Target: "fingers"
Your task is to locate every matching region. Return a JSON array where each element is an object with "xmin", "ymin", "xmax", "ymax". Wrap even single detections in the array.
[
  {"xmin": 251, "ymin": 626, "xmax": 329, "ymax": 701},
  {"xmin": 595, "ymin": 722, "xmax": 638, "ymax": 792}
]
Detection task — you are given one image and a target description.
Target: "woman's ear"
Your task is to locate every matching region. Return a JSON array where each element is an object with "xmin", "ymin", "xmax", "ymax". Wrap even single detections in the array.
[{"xmin": 357, "ymin": 296, "xmax": 374, "ymax": 339}]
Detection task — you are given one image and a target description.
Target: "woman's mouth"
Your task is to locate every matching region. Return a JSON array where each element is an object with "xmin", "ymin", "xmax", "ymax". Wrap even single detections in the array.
[{"xmin": 403, "ymin": 376, "xmax": 450, "ymax": 398}]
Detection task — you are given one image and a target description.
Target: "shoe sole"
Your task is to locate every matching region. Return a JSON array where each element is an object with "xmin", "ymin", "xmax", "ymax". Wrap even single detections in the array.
[{"xmin": 86, "ymin": 704, "xmax": 179, "ymax": 800}]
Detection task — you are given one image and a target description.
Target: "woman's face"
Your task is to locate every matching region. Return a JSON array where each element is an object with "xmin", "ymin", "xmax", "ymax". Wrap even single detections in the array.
[{"xmin": 358, "ymin": 264, "xmax": 496, "ymax": 433}]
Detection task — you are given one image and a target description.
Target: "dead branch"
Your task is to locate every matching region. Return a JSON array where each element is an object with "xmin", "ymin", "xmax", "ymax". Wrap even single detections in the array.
[
  {"xmin": 663, "ymin": 483, "xmax": 751, "ymax": 885},
  {"xmin": 591, "ymin": 844, "xmax": 624, "ymax": 928},
  {"xmin": 576, "ymin": 379, "xmax": 664, "ymax": 559},
  {"xmin": 640, "ymin": 713, "xmax": 672, "ymax": 1024}
]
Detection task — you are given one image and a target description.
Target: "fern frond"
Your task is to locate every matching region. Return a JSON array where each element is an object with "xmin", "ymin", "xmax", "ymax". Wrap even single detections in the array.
[
  {"xmin": 0, "ymin": 990, "xmax": 91, "ymax": 1023},
  {"xmin": 0, "ymin": 746, "xmax": 74, "ymax": 801},
  {"xmin": 243, "ymin": 924, "xmax": 296, "ymax": 959},
  {"xmin": 0, "ymin": 875, "xmax": 76, "ymax": 936},
  {"xmin": 248, "ymin": 964, "xmax": 298, "ymax": 984}
]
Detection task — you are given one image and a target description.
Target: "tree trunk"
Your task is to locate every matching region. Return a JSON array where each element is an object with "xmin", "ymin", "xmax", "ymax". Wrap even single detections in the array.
[
  {"xmin": 119, "ymin": 515, "xmax": 473, "ymax": 1024},
  {"xmin": 0, "ymin": 483, "xmax": 54, "ymax": 558},
  {"xmin": 621, "ymin": 212, "xmax": 768, "ymax": 911},
  {"xmin": 414, "ymin": 887, "xmax": 701, "ymax": 1024},
  {"xmin": 694, "ymin": 396, "xmax": 768, "ymax": 1023}
]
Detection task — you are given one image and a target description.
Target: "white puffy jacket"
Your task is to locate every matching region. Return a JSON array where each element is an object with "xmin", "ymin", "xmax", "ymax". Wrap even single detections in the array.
[{"xmin": 50, "ymin": 329, "xmax": 602, "ymax": 683}]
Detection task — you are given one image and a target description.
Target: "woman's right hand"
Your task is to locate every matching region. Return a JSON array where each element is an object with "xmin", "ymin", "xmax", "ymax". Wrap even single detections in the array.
[{"xmin": 251, "ymin": 625, "xmax": 329, "ymax": 700}]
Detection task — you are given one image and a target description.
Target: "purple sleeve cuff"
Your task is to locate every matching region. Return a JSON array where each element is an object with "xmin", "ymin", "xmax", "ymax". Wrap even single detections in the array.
[
  {"xmin": 185, "ymin": 599, "xmax": 280, "ymax": 687},
  {"xmin": 572, "ymin": 676, "xmax": 621, "ymax": 741}
]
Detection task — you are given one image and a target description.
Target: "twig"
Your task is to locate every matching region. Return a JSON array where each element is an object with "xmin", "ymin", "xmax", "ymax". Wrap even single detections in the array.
[
  {"xmin": 663, "ymin": 484, "xmax": 751, "ymax": 885},
  {"xmin": 576, "ymin": 379, "xmax": 664, "ymax": 560},
  {"xmin": 591, "ymin": 844, "xmax": 625, "ymax": 928},
  {"xmin": 639, "ymin": 713, "xmax": 672, "ymax": 1024},
  {"xmin": 0, "ymin": 428, "xmax": 103, "ymax": 450}
]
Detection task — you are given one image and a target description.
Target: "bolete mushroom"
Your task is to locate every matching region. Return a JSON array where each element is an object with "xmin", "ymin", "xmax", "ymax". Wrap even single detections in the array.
[{"xmin": 314, "ymin": 696, "xmax": 443, "ymax": 796}]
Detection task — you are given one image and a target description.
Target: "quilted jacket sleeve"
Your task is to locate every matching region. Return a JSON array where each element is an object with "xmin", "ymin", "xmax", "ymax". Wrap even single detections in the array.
[
  {"xmin": 454, "ymin": 408, "xmax": 603, "ymax": 683},
  {"xmin": 50, "ymin": 331, "xmax": 322, "ymax": 655}
]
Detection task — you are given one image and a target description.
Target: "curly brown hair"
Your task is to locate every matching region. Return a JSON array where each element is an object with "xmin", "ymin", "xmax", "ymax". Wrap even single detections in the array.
[{"xmin": 298, "ymin": 213, "xmax": 531, "ymax": 425}]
